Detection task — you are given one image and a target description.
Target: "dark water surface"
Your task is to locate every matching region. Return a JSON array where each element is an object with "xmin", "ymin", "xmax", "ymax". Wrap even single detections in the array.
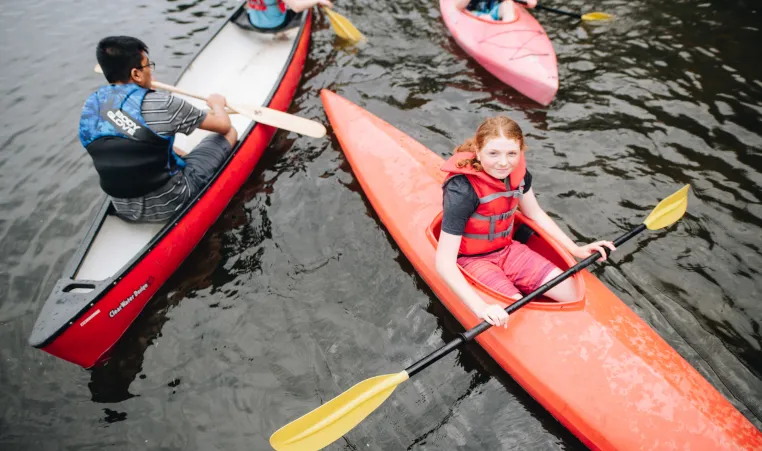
[{"xmin": 1, "ymin": 0, "xmax": 760, "ymax": 449}]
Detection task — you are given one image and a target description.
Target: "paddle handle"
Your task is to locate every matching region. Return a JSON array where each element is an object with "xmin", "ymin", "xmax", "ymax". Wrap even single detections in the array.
[
  {"xmin": 405, "ymin": 223, "xmax": 647, "ymax": 377},
  {"xmin": 514, "ymin": 0, "xmax": 583, "ymax": 19}
]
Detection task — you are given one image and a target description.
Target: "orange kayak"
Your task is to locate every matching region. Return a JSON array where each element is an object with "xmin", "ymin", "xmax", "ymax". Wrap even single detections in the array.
[{"xmin": 320, "ymin": 90, "xmax": 762, "ymax": 450}]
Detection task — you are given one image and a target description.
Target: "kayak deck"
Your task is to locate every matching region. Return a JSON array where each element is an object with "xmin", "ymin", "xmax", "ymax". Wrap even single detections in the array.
[
  {"xmin": 321, "ymin": 90, "xmax": 762, "ymax": 450},
  {"xmin": 28, "ymin": 7, "xmax": 312, "ymax": 368},
  {"xmin": 440, "ymin": 0, "xmax": 558, "ymax": 105}
]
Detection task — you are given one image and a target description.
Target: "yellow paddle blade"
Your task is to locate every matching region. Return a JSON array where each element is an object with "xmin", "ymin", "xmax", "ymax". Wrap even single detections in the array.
[
  {"xmin": 643, "ymin": 184, "xmax": 690, "ymax": 230},
  {"xmin": 270, "ymin": 371, "xmax": 409, "ymax": 451},
  {"xmin": 581, "ymin": 12, "xmax": 614, "ymax": 21},
  {"xmin": 323, "ymin": 7, "xmax": 365, "ymax": 44}
]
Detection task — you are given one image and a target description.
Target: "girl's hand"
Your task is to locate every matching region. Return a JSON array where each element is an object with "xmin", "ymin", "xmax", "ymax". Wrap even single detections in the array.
[
  {"xmin": 523, "ymin": 0, "xmax": 538, "ymax": 8},
  {"xmin": 572, "ymin": 241, "xmax": 616, "ymax": 262},
  {"xmin": 477, "ymin": 304, "xmax": 509, "ymax": 328}
]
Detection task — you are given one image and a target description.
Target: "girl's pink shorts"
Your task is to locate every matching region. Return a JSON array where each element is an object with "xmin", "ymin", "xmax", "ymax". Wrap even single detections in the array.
[{"xmin": 457, "ymin": 240, "xmax": 557, "ymax": 297}]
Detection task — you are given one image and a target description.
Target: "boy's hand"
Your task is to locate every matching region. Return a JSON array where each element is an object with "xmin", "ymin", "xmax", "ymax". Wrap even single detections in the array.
[{"xmin": 206, "ymin": 93, "xmax": 227, "ymax": 110}]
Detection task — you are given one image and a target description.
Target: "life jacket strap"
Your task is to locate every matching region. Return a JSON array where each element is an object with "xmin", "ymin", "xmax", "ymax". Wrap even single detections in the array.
[
  {"xmin": 463, "ymin": 218, "xmax": 514, "ymax": 242},
  {"xmin": 470, "ymin": 204, "xmax": 518, "ymax": 222},
  {"xmin": 476, "ymin": 179, "xmax": 525, "ymax": 204}
]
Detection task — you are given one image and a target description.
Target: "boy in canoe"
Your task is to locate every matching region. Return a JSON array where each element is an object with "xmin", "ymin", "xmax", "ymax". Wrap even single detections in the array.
[
  {"xmin": 79, "ymin": 36, "xmax": 237, "ymax": 223},
  {"xmin": 246, "ymin": 0, "xmax": 332, "ymax": 31},
  {"xmin": 436, "ymin": 117, "xmax": 616, "ymax": 327},
  {"xmin": 456, "ymin": 0, "xmax": 536, "ymax": 22}
]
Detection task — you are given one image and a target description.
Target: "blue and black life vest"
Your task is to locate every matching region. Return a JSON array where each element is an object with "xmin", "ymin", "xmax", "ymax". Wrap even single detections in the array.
[{"xmin": 79, "ymin": 84, "xmax": 185, "ymax": 199}]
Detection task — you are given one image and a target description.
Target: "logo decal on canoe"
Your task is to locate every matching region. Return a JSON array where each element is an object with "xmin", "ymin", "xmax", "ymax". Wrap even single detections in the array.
[{"xmin": 109, "ymin": 277, "xmax": 154, "ymax": 318}]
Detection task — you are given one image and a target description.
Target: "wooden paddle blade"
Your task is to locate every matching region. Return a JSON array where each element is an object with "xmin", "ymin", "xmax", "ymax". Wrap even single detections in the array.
[
  {"xmin": 270, "ymin": 371, "xmax": 409, "ymax": 451},
  {"xmin": 581, "ymin": 12, "xmax": 614, "ymax": 21},
  {"xmin": 232, "ymin": 103, "xmax": 327, "ymax": 138},
  {"xmin": 323, "ymin": 7, "xmax": 365, "ymax": 43},
  {"xmin": 643, "ymin": 185, "xmax": 690, "ymax": 230}
]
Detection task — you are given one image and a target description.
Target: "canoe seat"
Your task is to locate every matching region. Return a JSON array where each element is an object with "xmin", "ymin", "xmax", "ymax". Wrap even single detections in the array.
[{"xmin": 75, "ymin": 214, "xmax": 165, "ymax": 281}]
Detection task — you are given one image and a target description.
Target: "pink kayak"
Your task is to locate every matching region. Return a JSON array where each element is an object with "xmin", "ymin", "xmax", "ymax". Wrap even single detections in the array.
[{"xmin": 440, "ymin": 0, "xmax": 559, "ymax": 105}]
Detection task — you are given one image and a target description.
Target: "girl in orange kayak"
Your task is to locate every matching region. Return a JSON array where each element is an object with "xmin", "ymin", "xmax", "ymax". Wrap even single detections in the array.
[
  {"xmin": 455, "ymin": 0, "xmax": 537, "ymax": 22},
  {"xmin": 436, "ymin": 117, "xmax": 616, "ymax": 328}
]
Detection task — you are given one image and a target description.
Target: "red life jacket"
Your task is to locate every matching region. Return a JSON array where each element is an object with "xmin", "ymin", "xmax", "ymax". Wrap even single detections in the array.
[
  {"xmin": 441, "ymin": 151, "xmax": 527, "ymax": 256},
  {"xmin": 248, "ymin": 0, "xmax": 287, "ymax": 13}
]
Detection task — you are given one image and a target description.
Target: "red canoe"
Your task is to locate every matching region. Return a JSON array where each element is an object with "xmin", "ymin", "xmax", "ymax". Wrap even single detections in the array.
[
  {"xmin": 28, "ymin": 6, "xmax": 312, "ymax": 368},
  {"xmin": 440, "ymin": 0, "xmax": 559, "ymax": 105},
  {"xmin": 321, "ymin": 89, "xmax": 762, "ymax": 450}
]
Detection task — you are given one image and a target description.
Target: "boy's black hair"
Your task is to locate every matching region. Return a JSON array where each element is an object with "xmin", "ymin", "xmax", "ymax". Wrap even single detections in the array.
[{"xmin": 96, "ymin": 36, "xmax": 149, "ymax": 83}]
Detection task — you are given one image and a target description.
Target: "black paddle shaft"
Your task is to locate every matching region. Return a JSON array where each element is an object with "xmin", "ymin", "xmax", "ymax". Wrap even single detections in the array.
[
  {"xmin": 405, "ymin": 223, "xmax": 647, "ymax": 377},
  {"xmin": 514, "ymin": 0, "xmax": 583, "ymax": 19}
]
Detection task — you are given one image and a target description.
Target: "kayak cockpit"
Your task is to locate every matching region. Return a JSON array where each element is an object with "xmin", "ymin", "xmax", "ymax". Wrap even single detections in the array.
[{"xmin": 426, "ymin": 211, "xmax": 585, "ymax": 307}]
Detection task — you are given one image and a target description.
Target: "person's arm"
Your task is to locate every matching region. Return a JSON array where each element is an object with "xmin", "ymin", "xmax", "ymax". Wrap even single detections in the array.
[
  {"xmin": 198, "ymin": 93, "xmax": 232, "ymax": 135},
  {"xmin": 436, "ymin": 232, "xmax": 512, "ymax": 328},
  {"xmin": 518, "ymin": 188, "xmax": 615, "ymax": 261},
  {"xmin": 282, "ymin": 0, "xmax": 332, "ymax": 13},
  {"xmin": 437, "ymin": 177, "xmax": 513, "ymax": 327}
]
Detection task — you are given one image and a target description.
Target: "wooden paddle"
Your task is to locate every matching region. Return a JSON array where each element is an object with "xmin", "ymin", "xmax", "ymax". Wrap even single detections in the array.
[
  {"xmin": 93, "ymin": 64, "xmax": 326, "ymax": 138},
  {"xmin": 515, "ymin": 0, "xmax": 613, "ymax": 21},
  {"xmin": 269, "ymin": 185, "xmax": 691, "ymax": 451},
  {"xmin": 322, "ymin": 6, "xmax": 364, "ymax": 43}
]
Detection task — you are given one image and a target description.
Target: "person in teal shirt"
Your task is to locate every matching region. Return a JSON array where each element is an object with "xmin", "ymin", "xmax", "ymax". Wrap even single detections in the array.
[
  {"xmin": 456, "ymin": 0, "xmax": 536, "ymax": 22},
  {"xmin": 246, "ymin": 0, "xmax": 333, "ymax": 30}
]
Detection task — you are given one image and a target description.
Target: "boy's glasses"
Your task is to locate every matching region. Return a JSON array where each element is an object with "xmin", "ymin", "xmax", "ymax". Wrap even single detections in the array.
[{"xmin": 137, "ymin": 61, "xmax": 156, "ymax": 71}]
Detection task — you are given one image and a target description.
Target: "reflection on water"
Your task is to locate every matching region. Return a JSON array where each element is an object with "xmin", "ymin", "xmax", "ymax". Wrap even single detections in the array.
[{"xmin": 0, "ymin": 0, "xmax": 760, "ymax": 449}]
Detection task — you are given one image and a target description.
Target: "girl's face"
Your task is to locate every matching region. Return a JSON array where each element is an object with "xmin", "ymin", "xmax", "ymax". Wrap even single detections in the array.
[{"xmin": 476, "ymin": 136, "xmax": 522, "ymax": 180}]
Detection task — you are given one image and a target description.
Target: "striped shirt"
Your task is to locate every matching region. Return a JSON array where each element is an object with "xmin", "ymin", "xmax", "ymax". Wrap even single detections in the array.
[
  {"xmin": 141, "ymin": 91, "xmax": 207, "ymax": 137},
  {"xmin": 111, "ymin": 92, "xmax": 207, "ymax": 223}
]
